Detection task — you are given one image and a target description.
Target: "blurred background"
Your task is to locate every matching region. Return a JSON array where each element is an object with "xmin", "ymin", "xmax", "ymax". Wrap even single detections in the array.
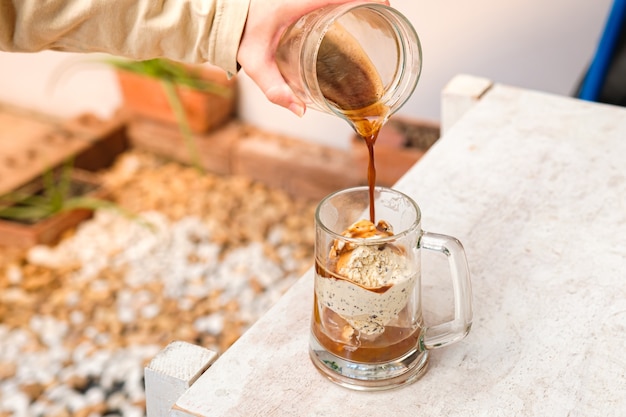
[
  {"xmin": 0, "ymin": 0, "xmax": 613, "ymax": 148},
  {"xmin": 0, "ymin": 2, "xmax": 619, "ymax": 415}
]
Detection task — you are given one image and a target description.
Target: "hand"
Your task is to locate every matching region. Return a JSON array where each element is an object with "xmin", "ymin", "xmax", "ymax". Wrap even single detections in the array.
[{"xmin": 237, "ymin": 0, "xmax": 389, "ymax": 117}]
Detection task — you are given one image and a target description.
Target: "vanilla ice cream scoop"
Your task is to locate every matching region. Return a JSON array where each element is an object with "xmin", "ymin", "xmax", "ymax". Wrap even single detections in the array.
[
  {"xmin": 337, "ymin": 243, "xmax": 407, "ymax": 289},
  {"xmin": 317, "ymin": 219, "xmax": 416, "ymax": 336}
]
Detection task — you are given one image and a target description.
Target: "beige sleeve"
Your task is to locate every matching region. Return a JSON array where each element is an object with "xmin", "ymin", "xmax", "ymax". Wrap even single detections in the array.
[{"xmin": 0, "ymin": 0, "xmax": 250, "ymax": 76}]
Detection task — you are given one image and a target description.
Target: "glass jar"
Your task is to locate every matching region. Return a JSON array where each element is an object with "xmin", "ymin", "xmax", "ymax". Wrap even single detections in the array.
[{"xmin": 276, "ymin": 3, "xmax": 422, "ymax": 128}]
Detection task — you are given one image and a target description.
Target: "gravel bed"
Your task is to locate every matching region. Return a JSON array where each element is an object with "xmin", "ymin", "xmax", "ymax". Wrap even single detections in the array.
[{"xmin": 0, "ymin": 150, "xmax": 317, "ymax": 417}]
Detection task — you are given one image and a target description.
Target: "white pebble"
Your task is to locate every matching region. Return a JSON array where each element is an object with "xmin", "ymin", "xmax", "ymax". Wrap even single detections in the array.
[
  {"xmin": 177, "ymin": 297, "xmax": 195, "ymax": 311},
  {"xmin": 2, "ymin": 201, "xmax": 308, "ymax": 416},
  {"xmin": 85, "ymin": 386, "xmax": 105, "ymax": 405},
  {"xmin": 27, "ymin": 245, "xmax": 67, "ymax": 269},
  {"xmin": 194, "ymin": 313, "xmax": 224, "ymax": 335},
  {"xmin": 0, "ymin": 387, "xmax": 30, "ymax": 417},
  {"xmin": 141, "ymin": 303, "xmax": 161, "ymax": 319},
  {"xmin": 70, "ymin": 310, "xmax": 85, "ymax": 325},
  {"xmin": 29, "ymin": 315, "xmax": 68, "ymax": 348},
  {"xmin": 106, "ymin": 391, "xmax": 128, "ymax": 410},
  {"xmin": 120, "ymin": 403, "xmax": 145, "ymax": 417},
  {"xmin": 6, "ymin": 263, "xmax": 22, "ymax": 284}
]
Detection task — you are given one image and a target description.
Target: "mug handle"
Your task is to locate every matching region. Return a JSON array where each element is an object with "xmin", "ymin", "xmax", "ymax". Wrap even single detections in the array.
[{"xmin": 418, "ymin": 231, "xmax": 473, "ymax": 350}]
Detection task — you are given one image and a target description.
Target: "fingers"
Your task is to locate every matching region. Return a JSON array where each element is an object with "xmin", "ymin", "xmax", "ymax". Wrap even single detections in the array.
[
  {"xmin": 248, "ymin": 62, "xmax": 306, "ymax": 117},
  {"xmin": 237, "ymin": 33, "xmax": 307, "ymax": 117},
  {"xmin": 238, "ymin": 0, "xmax": 308, "ymax": 116},
  {"xmin": 266, "ymin": 85, "xmax": 307, "ymax": 117}
]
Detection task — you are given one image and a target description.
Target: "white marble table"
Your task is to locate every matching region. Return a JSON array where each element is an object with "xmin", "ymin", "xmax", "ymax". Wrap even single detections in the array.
[{"xmin": 161, "ymin": 77, "xmax": 626, "ymax": 416}]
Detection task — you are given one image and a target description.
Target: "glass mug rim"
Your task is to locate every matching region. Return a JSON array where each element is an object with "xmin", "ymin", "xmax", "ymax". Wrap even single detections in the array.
[{"xmin": 315, "ymin": 185, "xmax": 422, "ymax": 245}]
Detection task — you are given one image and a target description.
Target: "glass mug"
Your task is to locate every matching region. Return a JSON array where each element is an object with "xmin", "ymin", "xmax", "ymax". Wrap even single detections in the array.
[
  {"xmin": 311, "ymin": 186, "xmax": 473, "ymax": 390},
  {"xmin": 276, "ymin": 3, "xmax": 422, "ymax": 128}
]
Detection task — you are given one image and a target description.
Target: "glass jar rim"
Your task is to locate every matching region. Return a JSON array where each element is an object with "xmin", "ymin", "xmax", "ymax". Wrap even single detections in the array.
[{"xmin": 303, "ymin": 3, "xmax": 422, "ymax": 118}]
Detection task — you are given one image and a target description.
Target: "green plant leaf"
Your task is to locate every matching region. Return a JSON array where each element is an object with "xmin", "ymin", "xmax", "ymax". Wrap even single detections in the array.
[
  {"xmin": 161, "ymin": 79, "xmax": 203, "ymax": 173},
  {"xmin": 107, "ymin": 58, "xmax": 232, "ymax": 97},
  {"xmin": 0, "ymin": 205, "xmax": 54, "ymax": 221},
  {"xmin": 0, "ymin": 156, "xmax": 155, "ymax": 234}
]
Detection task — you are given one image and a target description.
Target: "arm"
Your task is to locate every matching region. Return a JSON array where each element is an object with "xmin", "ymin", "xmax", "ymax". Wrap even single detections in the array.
[
  {"xmin": 0, "ymin": 0, "xmax": 389, "ymax": 115},
  {"xmin": 0, "ymin": 0, "xmax": 249, "ymax": 76}
]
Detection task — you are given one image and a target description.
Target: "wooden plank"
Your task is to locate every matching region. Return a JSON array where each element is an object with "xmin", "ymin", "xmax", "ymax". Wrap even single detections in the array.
[
  {"xmin": 441, "ymin": 74, "xmax": 493, "ymax": 135},
  {"xmin": 233, "ymin": 130, "xmax": 362, "ymax": 201},
  {"xmin": 145, "ymin": 341, "xmax": 218, "ymax": 417},
  {"xmin": 0, "ymin": 169, "xmax": 107, "ymax": 248},
  {"xmin": 127, "ymin": 117, "xmax": 242, "ymax": 175},
  {"xmin": 0, "ymin": 104, "xmax": 128, "ymax": 195}
]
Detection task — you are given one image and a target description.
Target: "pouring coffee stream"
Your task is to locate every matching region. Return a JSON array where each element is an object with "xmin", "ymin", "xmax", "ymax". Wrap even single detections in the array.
[
  {"xmin": 344, "ymin": 103, "xmax": 389, "ymax": 224},
  {"xmin": 315, "ymin": 23, "xmax": 392, "ymax": 223}
]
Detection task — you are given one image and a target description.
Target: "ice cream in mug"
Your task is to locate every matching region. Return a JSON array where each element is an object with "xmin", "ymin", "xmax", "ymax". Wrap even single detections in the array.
[
  {"xmin": 313, "ymin": 219, "xmax": 421, "ymax": 363},
  {"xmin": 311, "ymin": 186, "xmax": 471, "ymax": 390}
]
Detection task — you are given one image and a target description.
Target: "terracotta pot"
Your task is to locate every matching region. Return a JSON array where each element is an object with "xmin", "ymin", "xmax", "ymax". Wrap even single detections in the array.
[
  {"xmin": 0, "ymin": 170, "xmax": 108, "ymax": 248},
  {"xmin": 116, "ymin": 65, "xmax": 237, "ymax": 133},
  {"xmin": 0, "ymin": 105, "xmax": 128, "ymax": 249}
]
